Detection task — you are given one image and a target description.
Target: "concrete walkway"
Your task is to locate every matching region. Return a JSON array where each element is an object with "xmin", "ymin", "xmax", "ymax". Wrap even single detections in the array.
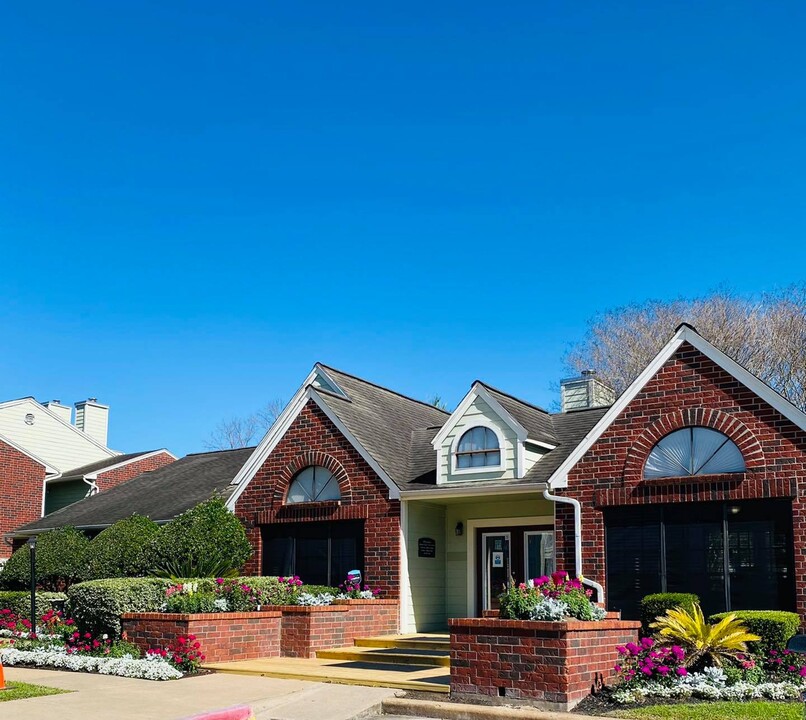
[{"xmin": 0, "ymin": 667, "xmax": 396, "ymax": 720}]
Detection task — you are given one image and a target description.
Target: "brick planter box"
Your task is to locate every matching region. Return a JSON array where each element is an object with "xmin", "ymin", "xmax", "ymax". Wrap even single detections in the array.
[
  {"xmin": 279, "ymin": 599, "xmax": 399, "ymax": 658},
  {"xmin": 121, "ymin": 611, "xmax": 282, "ymax": 663},
  {"xmin": 450, "ymin": 617, "xmax": 640, "ymax": 712}
]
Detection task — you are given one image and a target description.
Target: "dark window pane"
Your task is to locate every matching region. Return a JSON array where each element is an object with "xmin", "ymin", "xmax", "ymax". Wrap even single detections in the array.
[
  {"xmin": 261, "ymin": 530, "xmax": 294, "ymax": 578},
  {"xmin": 605, "ymin": 507, "xmax": 663, "ymax": 620}
]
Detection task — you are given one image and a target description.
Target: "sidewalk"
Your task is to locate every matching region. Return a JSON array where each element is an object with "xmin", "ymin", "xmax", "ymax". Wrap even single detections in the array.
[{"xmin": 0, "ymin": 667, "xmax": 396, "ymax": 720}]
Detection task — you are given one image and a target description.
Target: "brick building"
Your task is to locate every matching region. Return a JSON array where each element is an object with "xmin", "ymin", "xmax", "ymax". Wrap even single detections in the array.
[{"xmin": 0, "ymin": 395, "xmax": 174, "ymax": 557}]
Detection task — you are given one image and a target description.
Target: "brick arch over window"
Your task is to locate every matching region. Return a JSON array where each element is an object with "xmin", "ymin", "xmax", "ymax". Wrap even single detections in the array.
[
  {"xmin": 622, "ymin": 408, "xmax": 766, "ymax": 484},
  {"xmin": 278, "ymin": 451, "xmax": 351, "ymax": 503}
]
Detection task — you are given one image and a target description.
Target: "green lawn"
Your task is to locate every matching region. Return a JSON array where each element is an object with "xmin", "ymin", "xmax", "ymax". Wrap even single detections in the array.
[
  {"xmin": 608, "ymin": 701, "xmax": 802, "ymax": 720},
  {"xmin": 0, "ymin": 681, "xmax": 71, "ymax": 702}
]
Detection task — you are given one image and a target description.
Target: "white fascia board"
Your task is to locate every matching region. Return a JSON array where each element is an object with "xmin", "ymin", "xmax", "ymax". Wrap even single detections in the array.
[
  {"xmin": 431, "ymin": 383, "xmax": 528, "ymax": 449},
  {"xmin": 307, "ymin": 389, "xmax": 401, "ymax": 500},
  {"xmin": 400, "ymin": 482, "xmax": 548, "ymax": 501},
  {"xmin": 545, "ymin": 323, "xmax": 806, "ymax": 490},
  {"xmin": 0, "ymin": 431, "xmax": 58, "ymax": 475},
  {"xmin": 225, "ymin": 368, "xmax": 319, "ymax": 510},
  {"xmin": 528, "ymin": 440, "xmax": 558, "ymax": 451}
]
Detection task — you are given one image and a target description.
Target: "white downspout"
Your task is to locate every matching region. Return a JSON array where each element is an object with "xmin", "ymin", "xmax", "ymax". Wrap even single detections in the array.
[{"xmin": 543, "ymin": 484, "xmax": 605, "ymax": 603}]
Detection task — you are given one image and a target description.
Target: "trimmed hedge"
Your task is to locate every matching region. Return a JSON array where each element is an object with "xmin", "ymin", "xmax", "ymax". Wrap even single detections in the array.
[
  {"xmin": 0, "ymin": 591, "xmax": 67, "ymax": 619},
  {"xmin": 640, "ymin": 593, "xmax": 700, "ymax": 632},
  {"xmin": 0, "ymin": 527, "xmax": 90, "ymax": 591},
  {"xmin": 83, "ymin": 515, "xmax": 160, "ymax": 580},
  {"xmin": 67, "ymin": 578, "xmax": 170, "ymax": 638},
  {"xmin": 145, "ymin": 498, "xmax": 252, "ymax": 577},
  {"xmin": 709, "ymin": 610, "xmax": 800, "ymax": 655}
]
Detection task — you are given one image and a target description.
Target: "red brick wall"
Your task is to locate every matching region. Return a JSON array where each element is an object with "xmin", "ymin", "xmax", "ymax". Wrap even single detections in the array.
[
  {"xmin": 0, "ymin": 439, "xmax": 47, "ymax": 559},
  {"xmin": 234, "ymin": 401, "xmax": 401, "ymax": 598},
  {"xmin": 450, "ymin": 617, "xmax": 640, "ymax": 711},
  {"xmin": 559, "ymin": 342, "xmax": 806, "ymax": 617},
  {"xmin": 95, "ymin": 451, "xmax": 175, "ymax": 492},
  {"xmin": 279, "ymin": 600, "xmax": 400, "ymax": 657},
  {"xmin": 121, "ymin": 611, "xmax": 282, "ymax": 663}
]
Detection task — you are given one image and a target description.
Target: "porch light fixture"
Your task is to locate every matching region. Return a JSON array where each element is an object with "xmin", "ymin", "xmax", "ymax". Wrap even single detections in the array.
[{"xmin": 455, "ymin": 522, "xmax": 464, "ymax": 537}]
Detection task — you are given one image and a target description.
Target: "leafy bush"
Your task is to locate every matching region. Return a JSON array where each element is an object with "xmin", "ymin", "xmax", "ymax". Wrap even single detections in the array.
[
  {"xmin": 0, "ymin": 591, "xmax": 67, "ymax": 619},
  {"xmin": 164, "ymin": 583, "xmax": 218, "ymax": 613},
  {"xmin": 651, "ymin": 603, "xmax": 760, "ymax": 668},
  {"xmin": 145, "ymin": 499, "xmax": 251, "ymax": 578},
  {"xmin": 83, "ymin": 515, "xmax": 160, "ymax": 580},
  {"xmin": 0, "ymin": 528, "xmax": 90, "ymax": 591},
  {"xmin": 640, "ymin": 593, "xmax": 699, "ymax": 633},
  {"xmin": 67, "ymin": 578, "xmax": 169, "ymax": 638},
  {"xmin": 709, "ymin": 610, "xmax": 800, "ymax": 656}
]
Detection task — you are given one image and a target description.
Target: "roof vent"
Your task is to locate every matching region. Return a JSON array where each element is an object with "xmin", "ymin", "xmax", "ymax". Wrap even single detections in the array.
[{"xmin": 560, "ymin": 371, "xmax": 615, "ymax": 412}]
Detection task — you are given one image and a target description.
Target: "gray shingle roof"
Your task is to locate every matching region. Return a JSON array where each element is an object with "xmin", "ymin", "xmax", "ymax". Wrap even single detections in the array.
[
  {"xmin": 479, "ymin": 383, "xmax": 559, "ymax": 446},
  {"xmin": 59, "ymin": 451, "xmax": 163, "ymax": 481},
  {"xmin": 12, "ymin": 447, "xmax": 254, "ymax": 536},
  {"xmin": 316, "ymin": 365, "xmax": 450, "ymax": 488}
]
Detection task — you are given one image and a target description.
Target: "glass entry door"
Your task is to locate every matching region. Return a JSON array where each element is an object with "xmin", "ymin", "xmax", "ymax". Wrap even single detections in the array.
[{"xmin": 481, "ymin": 532, "xmax": 511, "ymax": 611}]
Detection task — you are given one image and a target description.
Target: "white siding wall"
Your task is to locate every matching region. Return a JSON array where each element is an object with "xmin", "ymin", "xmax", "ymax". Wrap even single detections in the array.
[
  {"xmin": 0, "ymin": 400, "xmax": 114, "ymax": 472},
  {"xmin": 523, "ymin": 442, "xmax": 549, "ymax": 474},
  {"xmin": 404, "ymin": 502, "xmax": 446, "ymax": 631},
  {"xmin": 440, "ymin": 396, "xmax": 518, "ymax": 483}
]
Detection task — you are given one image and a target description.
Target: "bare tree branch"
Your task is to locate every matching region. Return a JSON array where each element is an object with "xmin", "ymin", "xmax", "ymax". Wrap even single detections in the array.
[
  {"xmin": 564, "ymin": 286, "xmax": 806, "ymax": 410},
  {"xmin": 204, "ymin": 397, "xmax": 286, "ymax": 450}
]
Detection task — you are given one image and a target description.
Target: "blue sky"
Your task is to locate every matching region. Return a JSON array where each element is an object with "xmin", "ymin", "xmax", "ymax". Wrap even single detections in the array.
[{"xmin": 2, "ymin": 2, "xmax": 805, "ymax": 456}]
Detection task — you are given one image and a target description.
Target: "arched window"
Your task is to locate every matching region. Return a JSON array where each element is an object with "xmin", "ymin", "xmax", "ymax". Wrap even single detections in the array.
[
  {"xmin": 287, "ymin": 466, "xmax": 341, "ymax": 503},
  {"xmin": 456, "ymin": 426, "xmax": 501, "ymax": 468},
  {"xmin": 644, "ymin": 427, "xmax": 745, "ymax": 479}
]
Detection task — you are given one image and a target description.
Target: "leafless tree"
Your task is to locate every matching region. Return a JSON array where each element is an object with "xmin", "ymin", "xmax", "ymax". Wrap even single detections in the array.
[
  {"xmin": 428, "ymin": 394, "xmax": 449, "ymax": 411},
  {"xmin": 564, "ymin": 286, "xmax": 806, "ymax": 410},
  {"xmin": 204, "ymin": 398, "xmax": 286, "ymax": 450}
]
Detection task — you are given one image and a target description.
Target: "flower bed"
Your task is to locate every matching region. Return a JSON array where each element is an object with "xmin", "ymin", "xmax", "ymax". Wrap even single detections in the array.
[
  {"xmin": 498, "ymin": 571, "xmax": 606, "ymax": 622},
  {"xmin": 0, "ymin": 608, "xmax": 195, "ymax": 680}
]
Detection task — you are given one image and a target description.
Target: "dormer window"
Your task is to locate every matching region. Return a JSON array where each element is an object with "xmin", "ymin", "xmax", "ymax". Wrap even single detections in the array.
[
  {"xmin": 456, "ymin": 427, "xmax": 501, "ymax": 469},
  {"xmin": 287, "ymin": 466, "xmax": 341, "ymax": 503},
  {"xmin": 644, "ymin": 427, "xmax": 745, "ymax": 479}
]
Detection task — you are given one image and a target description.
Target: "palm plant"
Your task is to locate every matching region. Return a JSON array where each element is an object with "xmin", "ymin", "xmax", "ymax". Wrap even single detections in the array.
[{"xmin": 650, "ymin": 603, "xmax": 760, "ymax": 668}]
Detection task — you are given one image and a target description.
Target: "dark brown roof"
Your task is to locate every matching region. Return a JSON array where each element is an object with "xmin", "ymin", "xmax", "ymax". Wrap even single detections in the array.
[
  {"xmin": 479, "ymin": 383, "xmax": 559, "ymax": 446},
  {"xmin": 11, "ymin": 447, "xmax": 254, "ymax": 536}
]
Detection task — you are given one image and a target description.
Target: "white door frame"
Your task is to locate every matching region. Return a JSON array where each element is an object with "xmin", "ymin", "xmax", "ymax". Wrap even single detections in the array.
[
  {"xmin": 466, "ymin": 515, "xmax": 553, "ymax": 617},
  {"xmin": 480, "ymin": 531, "xmax": 511, "ymax": 611}
]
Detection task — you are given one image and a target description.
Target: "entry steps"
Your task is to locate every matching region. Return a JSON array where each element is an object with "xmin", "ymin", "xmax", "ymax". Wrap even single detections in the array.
[{"xmin": 205, "ymin": 634, "xmax": 450, "ymax": 693}]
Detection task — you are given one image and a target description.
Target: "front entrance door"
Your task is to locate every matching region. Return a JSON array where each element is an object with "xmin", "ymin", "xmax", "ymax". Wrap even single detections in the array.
[{"xmin": 477, "ymin": 526, "xmax": 555, "ymax": 612}]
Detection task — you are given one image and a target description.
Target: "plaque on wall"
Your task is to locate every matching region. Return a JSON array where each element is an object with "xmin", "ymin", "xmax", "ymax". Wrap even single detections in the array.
[{"xmin": 418, "ymin": 537, "xmax": 436, "ymax": 558}]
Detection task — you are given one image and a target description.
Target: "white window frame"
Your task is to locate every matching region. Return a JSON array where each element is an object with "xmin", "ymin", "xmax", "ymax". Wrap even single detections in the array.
[
  {"xmin": 523, "ymin": 530, "xmax": 555, "ymax": 581},
  {"xmin": 450, "ymin": 419, "xmax": 506, "ymax": 476}
]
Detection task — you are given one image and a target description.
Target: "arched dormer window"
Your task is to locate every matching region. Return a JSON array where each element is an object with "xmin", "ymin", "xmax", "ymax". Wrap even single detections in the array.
[
  {"xmin": 456, "ymin": 426, "xmax": 501, "ymax": 469},
  {"xmin": 644, "ymin": 427, "xmax": 745, "ymax": 479},
  {"xmin": 287, "ymin": 466, "xmax": 341, "ymax": 503}
]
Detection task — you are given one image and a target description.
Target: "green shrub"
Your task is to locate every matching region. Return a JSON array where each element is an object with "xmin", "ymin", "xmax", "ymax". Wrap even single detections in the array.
[
  {"xmin": 709, "ymin": 610, "xmax": 800, "ymax": 655},
  {"xmin": 0, "ymin": 591, "xmax": 67, "ymax": 619},
  {"xmin": 83, "ymin": 515, "xmax": 160, "ymax": 580},
  {"xmin": 67, "ymin": 577, "xmax": 169, "ymax": 637},
  {"xmin": 304, "ymin": 585, "xmax": 340, "ymax": 597},
  {"xmin": 640, "ymin": 593, "xmax": 699, "ymax": 633},
  {"xmin": 165, "ymin": 590, "xmax": 217, "ymax": 614},
  {"xmin": 144, "ymin": 498, "xmax": 251, "ymax": 578},
  {"xmin": 0, "ymin": 528, "xmax": 90, "ymax": 591}
]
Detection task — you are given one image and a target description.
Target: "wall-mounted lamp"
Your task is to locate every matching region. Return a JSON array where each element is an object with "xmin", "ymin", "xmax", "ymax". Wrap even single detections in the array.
[
  {"xmin": 728, "ymin": 506, "xmax": 741, "ymax": 515},
  {"xmin": 455, "ymin": 522, "xmax": 464, "ymax": 537}
]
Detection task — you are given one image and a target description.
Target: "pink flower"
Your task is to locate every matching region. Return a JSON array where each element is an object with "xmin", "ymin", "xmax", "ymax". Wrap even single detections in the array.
[
  {"xmin": 640, "ymin": 637, "xmax": 654, "ymax": 649},
  {"xmin": 676, "ymin": 667, "xmax": 688, "ymax": 676}
]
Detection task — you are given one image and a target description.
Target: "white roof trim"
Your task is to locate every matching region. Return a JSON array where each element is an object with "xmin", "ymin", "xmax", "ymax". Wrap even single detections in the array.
[
  {"xmin": 545, "ymin": 324, "xmax": 806, "ymax": 489},
  {"xmin": 226, "ymin": 366, "xmax": 401, "ymax": 510},
  {"xmin": 0, "ymin": 397, "xmax": 117, "ymax": 457},
  {"xmin": 0, "ymin": 431, "xmax": 59, "ymax": 475},
  {"xmin": 311, "ymin": 364, "xmax": 350, "ymax": 399},
  {"xmin": 431, "ymin": 382, "xmax": 527, "ymax": 449},
  {"xmin": 400, "ymin": 482, "xmax": 548, "ymax": 500}
]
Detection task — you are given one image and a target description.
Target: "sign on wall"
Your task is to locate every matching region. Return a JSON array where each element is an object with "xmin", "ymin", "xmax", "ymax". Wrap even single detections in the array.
[{"xmin": 418, "ymin": 537, "xmax": 436, "ymax": 558}]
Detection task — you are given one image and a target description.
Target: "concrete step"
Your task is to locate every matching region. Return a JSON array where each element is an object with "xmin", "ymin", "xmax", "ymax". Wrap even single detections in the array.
[
  {"xmin": 354, "ymin": 634, "xmax": 450, "ymax": 653},
  {"xmin": 204, "ymin": 656, "xmax": 450, "ymax": 694},
  {"xmin": 317, "ymin": 646, "xmax": 450, "ymax": 667}
]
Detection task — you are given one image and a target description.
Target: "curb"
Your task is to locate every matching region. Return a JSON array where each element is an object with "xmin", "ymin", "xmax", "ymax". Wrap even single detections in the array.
[{"xmin": 381, "ymin": 698, "xmax": 601, "ymax": 720}]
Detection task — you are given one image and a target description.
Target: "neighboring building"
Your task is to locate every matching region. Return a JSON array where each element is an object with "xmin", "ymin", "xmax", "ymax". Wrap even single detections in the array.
[
  {"xmin": 13, "ymin": 324, "xmax": 806, "ymax": 631},
  {"xmin": 10, "ymin": 448, "xmax": 252, "ymax": 548},
  {"xmin": 0, "ymin": 396, "xmax": 174, "ymax": 557}
]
